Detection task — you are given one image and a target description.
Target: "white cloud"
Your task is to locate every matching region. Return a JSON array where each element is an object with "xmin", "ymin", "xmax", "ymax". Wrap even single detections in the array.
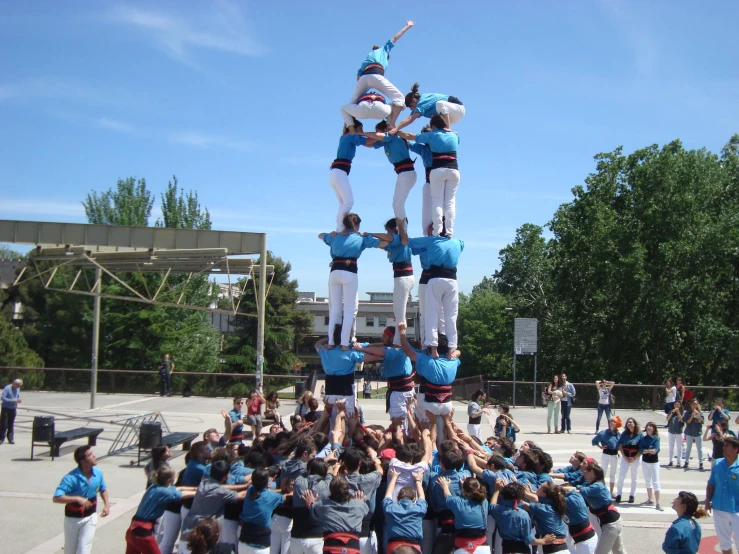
[
  {"xmin": 97, "ymin": 117, "xmax": 134, "ymax": 133},
  {"xmin": 0, "ymin": 199, "xmax": 85, "ymax": 218},
  {"xmin": 168, "ymin": 132, "xmax": 253, "ymax": 152},
  {"xmin": 108, "ymin": 2, "xmax": 264, "ymax": 64}
]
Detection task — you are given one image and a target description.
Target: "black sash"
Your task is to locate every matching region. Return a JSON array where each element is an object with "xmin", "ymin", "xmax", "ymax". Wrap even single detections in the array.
[
  {"xmin": 622, "ymin": 445, "xmax": 639, "ymax": 458},
  {"xmin": 469, "ymin": 415, "xmax": 482, "ymax": 424},
  {"xmin": 425, "ymin": 168, "xmax": 431, "ymax": 182},
  {"xmin": 65, "ymin": 498, "xmax": 97, "ymax": 518},
  {"xmin": 419, "ymin": 270, "xmax": 431, "ymax": 285},
  {"xmin": 603, "ymin": 448, "xmax": 618, "ymax": 455},
  {"xmin": 325, "ymin": 373, "xmax": 355, "ymax": 396},
  {"xmin": 431, "ymin": 152, "xmax": 458, "ymax": 170},
  {"xmin": 274, "ymin": 494, "xmax": 294, "ymax": 518},
  {"xmin": 642, "ymin": 453, "xmax": 658, "ymax": 464},
  {"xmin": 129, "ymin": 517, "xmax": 157, "ymax": 537},
  {"xmin": 542, "ymin": 544, "xmax": 568, "ymax": 554},
  {"xmin": 291, "ymin": 507, "xmax": 323, "ymax": 539},
  {"xmin": 447, "ymin": 96, "xmax": 463, "ymax": 105},
  {"xmin": 393, "ymin": 261, "xmax": 413, "ymax": 278},
  {"xmin": 224, "ymin": 499, "xmax": 243, "ymax": 522},
  {"xmin": 361, "ymin": 64, "xmax": 385, "ymax": 76},
  {"xmin": 590, "ymin": 504, "xmax": 620, "ymax": 525},
  {"xmin": 331, "ymin": 158, "xmax": 352, "ymax": 175},
  {"xmin": 501, "ymin": 540, "xmax": 531, "ymax": 553},
  {"xmin": 568, "ymin": 520, "xmax": 596, "ymax": 544},
  {"xmin": 425, "ymin": 382, "xmax": 453, "ymax": 404},
  {"xmin": 393, "ymin": 158, "xmax": 415, "ymax": 174},
  {"xmin": 240, "ymin": 521, "xmax": 272, "ymax": 548},
  {"xmin": 331, "ymin": 257, "xmax": 358, "ymax": 274},
  {"xmin": 429, "ymin": 265, "xmax": 457, "ymax": 280}
]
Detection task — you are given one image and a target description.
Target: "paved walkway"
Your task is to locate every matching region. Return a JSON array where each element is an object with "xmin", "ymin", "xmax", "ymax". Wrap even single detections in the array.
[{"xmin": 0, "ymin": 391, "xmax": 718, "ymax": 553}]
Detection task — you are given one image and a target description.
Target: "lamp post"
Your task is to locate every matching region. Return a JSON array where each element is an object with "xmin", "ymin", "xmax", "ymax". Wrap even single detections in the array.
[{"xmin": 505, "ymin": 307, "xmax": 515, "ymax": 407}]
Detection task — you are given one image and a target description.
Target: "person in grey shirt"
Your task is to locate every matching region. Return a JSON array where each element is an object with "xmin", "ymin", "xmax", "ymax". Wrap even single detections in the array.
[
  {"xmin": 560, "ymin": 373, "xmax": 576, "ymax": 434},
  {"xmin": 292, "ymin": 459, "xmax": 336, "ymax": 551},
  {"xmin": 302, "ymin": 476, "xmax": 369, "ymax": 546},
  {"xmin": 178, "ymin": 460, "xmax": 247, "ymax": 554},
  {"xmin": 666, "ymin": 401, "xmax": 685, "ymax": 467},
  {"xmin": 683, "ymin": 399, "xmax": 704, "ymax": 470}
]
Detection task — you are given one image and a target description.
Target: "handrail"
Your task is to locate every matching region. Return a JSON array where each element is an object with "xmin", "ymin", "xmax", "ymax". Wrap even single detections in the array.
[
  {"xmin": 484, "ymin": 380, "xmax": 739, "ymax": 391},
  {"xmin": 0, "ymin": 366, "xmax": 305, "ymax": 379}
]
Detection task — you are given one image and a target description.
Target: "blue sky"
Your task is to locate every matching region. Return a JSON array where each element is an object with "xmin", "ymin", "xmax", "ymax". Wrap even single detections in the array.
[{"xmin": 1, "ymin": 1, "xmax": 737, "ymax": 298}]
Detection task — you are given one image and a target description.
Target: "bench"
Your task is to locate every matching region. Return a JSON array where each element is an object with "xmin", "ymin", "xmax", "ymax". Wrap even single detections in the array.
[
  {"xmin": 137, "ymin": 431, "xmax": 199, "ymax": 466},
  {"xmin": 32, "ymin": 427, "xmax": 105, "ymax": 461}
]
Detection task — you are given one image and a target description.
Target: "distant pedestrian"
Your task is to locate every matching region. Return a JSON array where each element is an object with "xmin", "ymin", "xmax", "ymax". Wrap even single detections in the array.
[
  {"xmin": 0, "ymin": 378, "xmax": 22, "ymax": 444},
  {"xmin": 664, "ymin": 379, "xmax": 677, "ymax": 414},
  {"xmin": 683, "ymin": 399, "xmax": 704, "ymax": 470},
  {"xmin": 560, "ymin": 373, "xmax": 576, "ymax": 434},
  {"xmin": 245, "ymin": 390, "xmax": 265, "ymax": 442},
  {"xmin": 545, "ymin": 374, "xmax": 562, "ymax": 434},
  {"xmin": 158, "ymin": 354, "xmax": 175, "ymax": 397},
  {"xmin": 363, "ymin": 380, "xmax": 372, "ymax": 399},
  {"xmin": 666, "ymin": 402, "xmax": 685, "ymax": 467},
  {"xmin": 595, "ymin": 379, "xmax": 615, "ymax": 432}
]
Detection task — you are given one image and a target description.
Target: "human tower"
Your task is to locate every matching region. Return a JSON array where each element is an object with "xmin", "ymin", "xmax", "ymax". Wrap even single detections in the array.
[{"xmin": 319, "ymin": 20, "xmax": 465, "ymax": 386}]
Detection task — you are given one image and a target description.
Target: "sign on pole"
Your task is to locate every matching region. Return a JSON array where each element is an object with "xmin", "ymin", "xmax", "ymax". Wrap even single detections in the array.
[{"xmin": 514, "ymin": 318, "xmax": 538, "ymax": 354}]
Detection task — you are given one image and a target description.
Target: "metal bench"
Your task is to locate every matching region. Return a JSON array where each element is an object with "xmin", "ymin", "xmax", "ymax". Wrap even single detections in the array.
[
  {"xmin": 136, "ymin": 431, "xmax": 199, "ymax": 466},
  {"xmin": 32, "ymin": 427, "xmax": 105, "ymax": 461}
]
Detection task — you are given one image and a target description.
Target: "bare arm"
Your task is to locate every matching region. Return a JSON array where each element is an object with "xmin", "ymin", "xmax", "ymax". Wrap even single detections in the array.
[
  {"xmin": 397, "ymin": 322, "xmax": 417, "ymax": 361},
  {"xmin": 705, "ymin": 482, "xmax": 714, "ymax": 512},
  {"xmin": 315, "ymin": 337, "xmax": 329, "ymax": 350},
  {"xmin": 465, "ymin": 452, "xmax": 484, "ymax": 478},
  {"xmin": 398, "ymin": 222, "xmax": 410, "ymax": 246},
  {"xmin": 366, "ymin": 232, "xmax": 394, "ymax": 242},
  {"xmin": 393, "ymin": 112, "xmax": 421, "ymax": 134},
  {"xmin": 100, "ymin": 490, "xmax": 110, "ymax": 517},
  {"xmin": 391, "ymin": 21, "xmax": 415, "ymax": 43}
]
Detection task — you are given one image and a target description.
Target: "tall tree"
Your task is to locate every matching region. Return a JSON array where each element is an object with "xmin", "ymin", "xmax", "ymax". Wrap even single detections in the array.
[
  {"xmin": 157, "ymin": 176, "xmax": 212, "ymax": 230},
  {"xmin": 457, "ymin": 289, "xmax": 513, "ymax": 378},
  {"xmin": 82, "ymin": 177, "xmax": 154, "ymax": 226}
]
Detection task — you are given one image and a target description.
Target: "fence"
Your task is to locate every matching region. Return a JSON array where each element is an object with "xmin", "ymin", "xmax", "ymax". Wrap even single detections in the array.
[
  {"xmin": 0, "ymin": 366, "xmax": 314, "ymax": 399},
  {"xmin": 484, "ymin": 380, "xmax": 739, "ymax": 410}
]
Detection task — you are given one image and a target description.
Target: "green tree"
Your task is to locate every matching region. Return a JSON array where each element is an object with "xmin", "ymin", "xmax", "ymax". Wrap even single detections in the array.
[
  {"xmin": 83, "ymin": 177, "xmax": 154, "ymax": 226},
  {"xmin": 457, "ymin": 289, "xmax": 512, "ymax": 378},
  {"xmin": 222, "ymin": 252, "xmax": 313, "ymax": 379},
  {"xmin": 157, "ymin": 176, "xmax": 212, "ymax": 230},
  {"xmin": 0, "ymin": 246, "xmax": 26, "ymax": 259},
  {"xmin": 0, "ymin": 289, "xmax": 45, "ymax": 388}
]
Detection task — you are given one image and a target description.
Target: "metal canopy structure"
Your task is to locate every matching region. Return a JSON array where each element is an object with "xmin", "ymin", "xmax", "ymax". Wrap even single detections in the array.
[{"xmin": 0, "ymin": 219, "xmax": 271, "ymax": 407}]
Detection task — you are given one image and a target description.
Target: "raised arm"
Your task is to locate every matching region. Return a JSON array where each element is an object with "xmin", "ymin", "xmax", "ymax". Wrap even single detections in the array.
[
  {"xmin": 315, "ymin": 337, "xmax": 329, "ymax": 351},
  {"xmin": 391, "ymin": 21, "xmax": 415, "ymax": 43},
  {"xmin": 465, "ymin": 451, "xmax": 484, "ymax": 478},
  {"xmin": 399, "ymin": 223, "xmax": 410, "ymax": 246},
  {"xmin": 392, "ymin": 112, "xmax": 421, "ymax": 134},
  {"xmin": 397, "ymin": 322, "xmax": 417, "ymax": 361}
]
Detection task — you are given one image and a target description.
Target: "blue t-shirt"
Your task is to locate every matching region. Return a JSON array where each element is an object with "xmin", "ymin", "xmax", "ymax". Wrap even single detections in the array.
[
  {"xmin": 415, "ymin": 129, "xmax": 459, "ymax": 153},
  {"xmin": 707, "ymin": 457, "xmax": 739, "ymax": 512},
  {"xmin": 639, "ymin": 435, "xmax": 660, "ymax": 454},
  {"xmin": 617, "ymin": 432, "xmax": 643, "ymax": 450},
  {"xmin": 416, "ymin": 353, "xmax": 459, "ymax": 385},
  {"xmin": 445, "ymin": 496, "xmax": 488, "ymax": 530},
  {"xmin": 527, "ymin": 499, "xmax": 567, "ymax": 537},
  {"xmin": 382, "ymin": 497, "xmax": 427, "ymax": 540},
  {"xmin": 54, "ymin": 467, "xmax": 107, "ymax": 499},
  {"xmin": 409, "ymin": 141, "xmax": 433, "ymax": 170},
  {"xmin": 379, "ymin": 347, "xmax": 412, "ymax": 379},
  {"xmin": 383, "ymin": 234, "xmax": 412, "ymax": 264},
  {"xmin": 182, "ymin": 459, "xmax": 207, "ymax": 486},
  {"xmin": 357, "ymin": 39, "xmax": 394, "ymax": 77},
  {"xmin": 564, "ymin": 489, "xmax": 590, "ymax": 526},
  {"xmin": 374, "ymin": 134, "xmax": 413, "ymax": 165},
  {"xmin": 134, "ymin": 485, "xmax": 182, "ymax": 521},
  {"xmin": 489, "ymin": 501, "xmax": 536, "ymax": 544},
  {"xmin": 335, "ymin": 134, "xmax": 367, "ymax": 161},
  {"xmin": 592, "ymin": 429, "xmax": 620, "ymax": 451},
  {"xmin": 323, "ymin": 232, "xmax": 380, "ymax": 259},
  {"xmin": 228, "ymin": 408, "xmax": 244, "ymax": 439},
  {"xmin": 662, "ymin": 516, "xmax": 702, "ymax": 554},
  {"xmin": 408, "ymin": 236, "xmax": 464, "ymax": 268},
  {"xmin": 577, "ymin": 481, "xmax": 612, "ymax": 511},
  {"xmin": 317, "ymin": 346, "xmax": 364, "ymax": 376},
  {"xmin": 411, "ymin": 93, "xmax": 450, "ymax": 117},
  {"xmin": 240, "ymin": 488, "xmax": 284, "ymax": 547}
]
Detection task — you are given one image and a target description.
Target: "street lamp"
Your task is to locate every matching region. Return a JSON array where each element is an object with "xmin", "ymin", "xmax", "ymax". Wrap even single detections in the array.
[{"xmin": 505, "ymin": 308, "xmax": 515, "ymax": 406}]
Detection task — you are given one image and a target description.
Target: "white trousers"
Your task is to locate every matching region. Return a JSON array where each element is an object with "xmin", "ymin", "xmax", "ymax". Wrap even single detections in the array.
[
  {"xmin": 415, "ymin": 393, "xmax": 429, "ymax": 424},
  {"xmin": 340, "ymin": 101, "xmax": 391, "ymax": 128},
  {"xmin": 157, "ymin": 510, "xmax": 182, "ymax": 554},
  {"xmin": 641, "ymin": 460, "xmax": 660, "ymax": 491},
  {"xmin": 616, "ymin": 459, "xmax": 638, "ymax": 496},
  {"xmin": 714, "ymin": 509, "xmax": 739, "ymax": 552},
  {"xmin": 393, "ymin": 170, "xmax": 417, "ymax": 225},
  {"xmin": 329, "ymin": 168, "xmax": 353, "ymax": 232},
  {"xmin": 240, "ymin": 543, "xmax": 270, "ymax": 554},
  {"xmin": 328, "ymin": 269, "xmax": 358, "ymax": 346},
  {"xmin": 425, "ymin": 278, "xmax": 459, "ymax": 348},
  {"xmin": 289, "ymin": 537, "xmax": 324, "ymax": 554},
  {"xmin": 594, "ymin": 519, "xmax": 626, "ymax": 554},
  {"xmin": 271, "ymin": 514, "xmax": 293, "ymax": 554},
  {"xmin": 421, "ymin": 180, "xmax": 433, "ymax": 236},
  {"xmin": 667, "ymin": 432, "xmax": 683, "ymax": 465},
  {"xmin": 429, "ymin": 168, "xmax": 460, "ymax": 237},
  {"xmin": 220, "ymin": 519, "xmax": 240, "ymax": 550},
  {"xmin": 350, "ymin": 75, "xmax": 404, "ymax": 107},
  {"xmin": 600, "ymin": 453, "xmax": 619, "ymax": 484},
  {"xmin": 436, "ymin": 101, "xmax": 466, "ymax": 125},
  {"xmin": 418, "ymin": 282, "xmax": 445, "ymax": 348},
  {"xmin": 467, "ymin": 424, "xmax": 482, "ymax": 440},
  {"xmin": 453, "ymin": 547, "xmax": 489, "ymax": 554},
  {"xmin": 389, "ymin": 390, "xmax": 415, "ymax": 419},
  {"xmin": 393, "ymin": 275, "xmax": 415, "ymax": 327},
  {"xmin": 425, "ymin": 401, "xmax": 452, "ymax": 417},
  {"xmin": 567, "ymin": 534, "xmax": 597, "ymax": 554},
  {"xmin": 360, "ymin": 531, "xmax": 377, "ymax": 554},
  {"xmin": 64, "ymin": 514, "xmax": 97, "ymax": 554}
]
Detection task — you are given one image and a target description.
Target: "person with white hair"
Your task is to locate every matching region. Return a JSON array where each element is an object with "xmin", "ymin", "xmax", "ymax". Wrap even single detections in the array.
[{"xmin": 0, "ymin": 378, "xmax": 23, "ymax": 445}]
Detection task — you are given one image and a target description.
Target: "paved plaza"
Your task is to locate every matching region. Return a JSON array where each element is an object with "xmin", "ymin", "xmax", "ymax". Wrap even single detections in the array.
[{"xmin": 0, "ymin": 391, "xmax": 721, "ymax": 553}]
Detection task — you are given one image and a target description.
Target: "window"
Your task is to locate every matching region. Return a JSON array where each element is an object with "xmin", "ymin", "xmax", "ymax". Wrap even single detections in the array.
[
  {"xmin": 365, "ymin": 316, "xmax": 375, "ymax": 327},
  {"xmin": 323, "ymin": 316, "xmax": 330, "ymax": 325},
  {"xmin": 406, "ymin": 318, "xmax": 414, "ymax": 328},
  {"xmin": 378, "ymin": 316, "xmax": 387, "ymax": 327}
]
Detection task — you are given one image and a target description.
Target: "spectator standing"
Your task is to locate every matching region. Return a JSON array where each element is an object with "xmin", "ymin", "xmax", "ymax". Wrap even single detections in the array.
[
  {"xmin": 158, "ymin": 354, "xmax": 175, "ymax": 397},
  {"xmin": 245, "ymin": 390, "xmax": 265, "ymax": 442},
  {"xmin": 664, "ymin": 379, "xmax": 677, "ymax": 414},
  {"xmin": 705, "ymin": 436, "xmax": 739, "ymax": 554},
  {"xmin": 559, "ymin": 373, "xmax": 576, "ymax": 434},
  {"xmin": 545, "ymin": 375, "xmax": 562, "ymax": 434},
  {"xmin": 615, "ymin": 418, "xmax": 642, "ymax": 504},
  {"xmin": 467, "ymin": 389, "xmax": 491, "ymax": 441},
  {"xmin": 640, "ymin": 422, "xmax": 663, "ymax": 511},
  {"xmin": 683, "ymin": 400, "xmax": 704, "ymax": 470},
  {"xmin": 706, "ymin": 421, "xmax": 736, "ymax": 469},
  {"xmin": 363, "ymin": 380, "xmax": 372, "ymax": 399},
  {"xmin": 0, "ymin": 378, "xmax": 22, "ymax": 444},
  {"xmin": 666, "ymin": 402, "xmax": 685, "ymax": 467},
  {"xmin": 595, "ymin": 379, "xmax": 615, "ymax": 432},
  {"xmin": 708, "ymin": 399, "xmax": 731, "ymax": 431}
]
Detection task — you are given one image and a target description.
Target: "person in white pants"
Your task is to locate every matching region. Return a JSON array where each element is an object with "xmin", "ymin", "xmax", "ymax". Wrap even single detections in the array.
[
  {"xmin": 319, "ymin": 214, "xmax": 385, "ymax": 346},
  {"xmin": 592, "ymin": 418, "xmax": 621, "ymax": 495},
  {"xmin": 392, "ymin": 84, "xmax": 466, "ymax": 133},
  {"xmin": 705, "ymin": 436, "xmax": 739, "ymax": 554},
  {"xmin": 639, "ymin": 422, "xmax": 663, "ymax": 510},
  {"xmin": 53, "ymin": 446, "xmax": 110, "ymax": 554},
  {"xmin": 615, "ymin": 417, "xmax": 642, "ymax": 504},
  {"xmin": 340, "ymin": 91, "xmax": 391, "ymax": 129},
  {"xmin": 349, "ymin": 21, "xmax": 414, "ymax": 131},
  {"xmin": 665, "ymin": 402, "xmax": 684, "ymax": 467},
  {"xmin": 157, "ymin": 507, "xmax": 183, "ymax": 554},
  {"xmin": 412, "ymin": 226, "xmax": 446, "ymax": 349},
  {"xmin": 404, "ymin": 118, "xmax": 461, "ymax": 237},
  {"xmin": 329, "ymin": 122, "xmax": 380, "ymax": 233}
]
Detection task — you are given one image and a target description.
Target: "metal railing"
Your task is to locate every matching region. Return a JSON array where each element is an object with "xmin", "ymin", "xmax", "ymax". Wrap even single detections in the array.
[
  {"xmin": 0, "ymin": 366, "xmax": 314, "ymax": 398},
  {"xmin": 484, "ymin": 380, "xmax": 739, "ymax": 410}
]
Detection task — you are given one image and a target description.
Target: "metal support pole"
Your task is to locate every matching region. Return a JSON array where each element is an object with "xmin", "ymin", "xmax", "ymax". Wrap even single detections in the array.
[
  {"xmin": 90, "ymin": 267, "xmax": 102, "ymax": 409},
  {"xmin": 512, "ymin": 353, "xmax": 517, "ymax": 408},
  {"xmin": 532, "ymin": 353, "xmax": 537, "ymax": 409},
  {"xmin": 256, "ymin": 234, "xmax": 267, "ymax": 392}
]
